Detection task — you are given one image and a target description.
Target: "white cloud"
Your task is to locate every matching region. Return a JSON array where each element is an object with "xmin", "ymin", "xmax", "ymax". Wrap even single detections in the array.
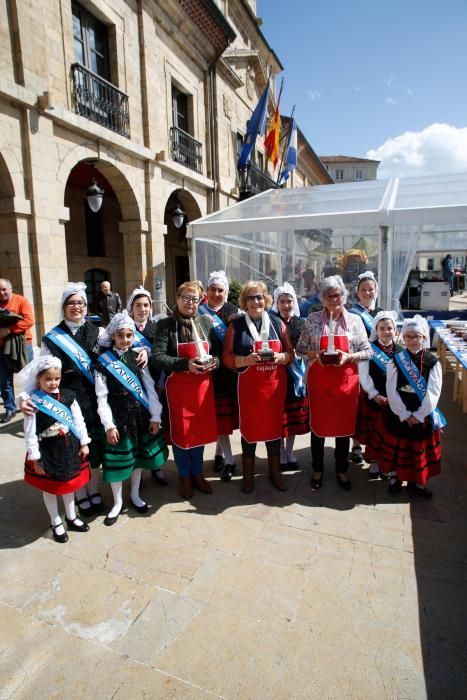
[
  {"xmin": 406, "ymin": 88, "xmax": 414, "ymax": 97},
  {"xmin": 307, "ymin": 89, "xmax": 321, "ymax": 101},
  {"xmin": 367, "ymin": 123, "xmax": 467, "ymax": 178},
  {"xmin": 385, "ymin": 96, "xmax": 397, "ymax": 105},
  {"xmin": 384, "ymin": 75, "xmax": 396, "ymax": 89}
]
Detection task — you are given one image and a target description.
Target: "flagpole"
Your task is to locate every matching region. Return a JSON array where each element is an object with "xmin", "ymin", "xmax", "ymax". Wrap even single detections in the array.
[
  {"xmin": 277, "ymin": 105, "xmax": 295, "ymax": 184},
  {"xmin": 264, "ymin": 77, "xmax": 284, "ymax": 173}
]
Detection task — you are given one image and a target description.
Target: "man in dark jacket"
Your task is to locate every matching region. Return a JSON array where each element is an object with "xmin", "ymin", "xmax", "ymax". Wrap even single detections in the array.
[{"xmin": 96, "ymin": 281, "xmax": 122, "ymax": 325}]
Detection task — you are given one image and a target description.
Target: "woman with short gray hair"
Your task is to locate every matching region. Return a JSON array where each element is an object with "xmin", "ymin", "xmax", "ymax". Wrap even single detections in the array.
[{"xmin": 296, "ymin": 275, "xmax": 371, "ymax": 491}]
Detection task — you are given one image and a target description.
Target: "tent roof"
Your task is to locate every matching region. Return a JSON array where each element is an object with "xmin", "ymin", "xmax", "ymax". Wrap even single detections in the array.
[{"xmin": 189, "ymin": 171, "xmax": 467, "ymax": 237}]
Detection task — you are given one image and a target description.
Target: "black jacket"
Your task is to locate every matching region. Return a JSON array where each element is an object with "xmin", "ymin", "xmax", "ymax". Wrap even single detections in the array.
[{"xmin": 95, "ymin": 291, "xmax": 122, "ymax": 325}]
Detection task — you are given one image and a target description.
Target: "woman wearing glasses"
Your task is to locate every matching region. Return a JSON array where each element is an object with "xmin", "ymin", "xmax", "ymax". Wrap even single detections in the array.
[
  {"xmin": 223, "ymin": 281, "xmax": 293, "ymax": 493},
  {"xmin": 296, "ymin": 275, "xmax": 371, "ymax": 491},
  {"xmin": 152, "ymin": 281, "xmax": 219, "ymax": 499}
]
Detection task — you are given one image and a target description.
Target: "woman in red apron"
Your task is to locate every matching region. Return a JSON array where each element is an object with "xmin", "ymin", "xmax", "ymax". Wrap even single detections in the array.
[
  {"xmin": 152, "ymin": 282, "xmax": 219, "ymax": 500},
  {"xmin": 223, "ymin": 281, "xmax": 293, "ymax": 493},
  {"xmin": 296, "ymin": 275, "xmax": 371, "ymax": 491}
]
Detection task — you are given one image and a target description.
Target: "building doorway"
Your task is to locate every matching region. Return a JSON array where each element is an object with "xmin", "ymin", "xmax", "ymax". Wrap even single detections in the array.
[{"xmin": 164, "ymin": 189, "xmax": 201, "ymax": 307}]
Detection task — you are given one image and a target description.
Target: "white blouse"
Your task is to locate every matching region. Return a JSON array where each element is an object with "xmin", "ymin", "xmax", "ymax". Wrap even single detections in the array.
[
  {"xmin": 24, "ymin": 394, "xmax": 90, "ymax": 461},
  {"xmin": 386, "ymin": 359, "xmax": 442, "ymax": 423}
]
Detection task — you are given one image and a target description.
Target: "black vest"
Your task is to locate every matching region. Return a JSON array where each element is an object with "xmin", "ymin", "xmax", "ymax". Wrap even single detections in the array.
[{"xmin": 35, "ymin": 388, "xmax": 76, "ymax": 434}]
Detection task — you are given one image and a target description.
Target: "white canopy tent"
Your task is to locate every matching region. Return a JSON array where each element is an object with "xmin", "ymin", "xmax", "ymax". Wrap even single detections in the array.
[{"xmin": 188, "ymin": 172, "xmax": 467, "ymax": 309}]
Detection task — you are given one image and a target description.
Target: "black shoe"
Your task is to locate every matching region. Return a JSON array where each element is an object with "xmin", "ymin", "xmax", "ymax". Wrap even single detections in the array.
[
  {"xmin": 287, "ymin": 460, "xmax": 299, "ymax": 469},
  {"xmin": 0, "ymin": 410, "xmax": 15, "ymax": 424},
  {"xmin": 65, "ymin": 517, "xmax": 90, "ymax": 532},
  {"xmin": 151, "ymin": 470, "xmax": 169, "ymax": 486},
  {"xmin": 213, "ymin": 455, "xmax": 224, "ymax": 473},
  {"xmin": 336, "ymin": 474, "xmax": 352, "ymax": 491},
  {"xmin": 310, "ymin": 473, "xmax": 323, "ymax": 490},
  {"xmin": 129, "ymin": 498, "xmax": 149, "ymax": 514},
  {"xmin": 388, "ymin": 479, "xmax": 402, "ymax": 495},
  {"xmin": 104, "ymin": 507, "xmax": 122, "ymax": 526},
  {"xmin": 76, "ymin": 496, "xmax": 92, "ymax": 516},
  {"xmin": 280, "ymin": 463, "xmax": 289, "ymax": 471},
  {"xmin": 407, "ymin": 482, "xmax": 432, "ymax": 499},
  {"xmin": 51, "ymin": 522, "xmax": 69, "ymax": 543},
  {"xmin": 89, "ymin": 493, "xmax": 105, "ymax": 513},
  {"xmin": 220, "ymin": 463, "xmax": 235, "ymax": 482},
  {"xmin": 351, "ymin": 448, "xmax": 364, "ymax": 465}
]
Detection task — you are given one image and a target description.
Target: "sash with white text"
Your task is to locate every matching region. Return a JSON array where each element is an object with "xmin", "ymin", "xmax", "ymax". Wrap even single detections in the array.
[
  {"xmin": 394, "ymin": 350, "xmax": 446, "ymax": 429},
  {"xmin": 97, "ymin": 351, "xmax": 149, "ymax": 411},
  {"xmin": 45, "ymin": 327, "xmax": 95, "ymax": 385},
  {"xmin": 350, "ymin": 305, "xmax": 374, "ymax": 334},
  {"xmin": 31, "ymin": 390, "xmax": 80, "ymax": 439},
  {"xmin": 133, "ymin": 330, "xmax": 152, "ymax": 350},
  {"xmin": 198, "ymin": 304, "xmax": 228, "ymax": 342},
  {"xmin": 370, "ymin": 342, "xmax": 391, "ymax": 374}
]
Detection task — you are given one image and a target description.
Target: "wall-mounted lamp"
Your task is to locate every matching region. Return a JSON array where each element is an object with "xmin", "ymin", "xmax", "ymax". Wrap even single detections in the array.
[
  {"xmin": 86, "ymin": 179, "xmax": 104, "ymax": 213},
  {"xmin": 172, "ymin": 205, "xmax": 186, "ymax": 229}
]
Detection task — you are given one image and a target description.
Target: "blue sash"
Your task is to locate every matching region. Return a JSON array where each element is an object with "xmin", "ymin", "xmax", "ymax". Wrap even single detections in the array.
[
  {"xmin": 44, "ymin": 327, "xmax": 95, "ymax": 385},
  {"xmin": 31, "ymin": 390, "xmax": 80, "ymax": 439},
  {"xmin": 370, "ymin": 342, "xmax": 391, "ymax": 374},
  {"xmin": 198, "ymin": 304, "xmax": 228, "ymax": 342},
  {"xmin": 97, "ymin": 350, "xmax": 149, "ymax": 411},
  {"xmin": 132, "ymin": 330, "xmax": 152, "ymax": 350},
  {"xmin": 394, "ymin": 350, "xmax": 446, "ymax": 429},
  {"xmin": 350, "ymin": 305, "xmax": 374, "ymax": 334},
  {"xmin": 288, "ymin": 356, "xmax": 306, "ymax": 398}
]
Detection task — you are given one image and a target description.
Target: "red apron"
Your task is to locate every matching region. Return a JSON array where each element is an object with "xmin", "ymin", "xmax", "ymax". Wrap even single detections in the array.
[
  {"xmin": 307, "ymin": 335, "xmax": 359, "ymax": 438},
  {"xmin": 165, "ymin": 340, "xmax": 217, "ymax": 449},
  {"xmin": 238, "ymin": 339, "xmax": 286, "ymax": 443}
]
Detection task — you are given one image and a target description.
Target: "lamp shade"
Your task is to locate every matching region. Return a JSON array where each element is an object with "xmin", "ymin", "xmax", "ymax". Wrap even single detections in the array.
[
  {"xmin": 172, "ymin": 205, "xmax": 186, "ymax": 229},
  {"xmin": 86, "ymin": 179, "xmax": 104, "ymax": 213}
]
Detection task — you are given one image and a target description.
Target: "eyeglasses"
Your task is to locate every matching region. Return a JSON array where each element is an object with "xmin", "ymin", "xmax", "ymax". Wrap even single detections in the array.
[
  {"xmin": 324, "ymin": 293, "xmax": 343, "ymax": 300},
  {"xmin": 404, "ymin": 333, "xmax": 422, "ymax": 340},
  {"xmin": 247, "ymin": 294, "xmax": 264, "ymax": 302},
  {"xmin": 181, "ymin": 296, "xmax": 200, "ymax": 304},
  {"xmin": 65, "ymin": 301, "xmax": 86, "ymax": 307}
]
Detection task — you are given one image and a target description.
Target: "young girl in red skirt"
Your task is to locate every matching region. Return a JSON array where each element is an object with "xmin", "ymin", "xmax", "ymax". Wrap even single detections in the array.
[
  {"xmin": 19, "ymin": 356, "xmax": 91, "ymax": 543},
  {"xmin": 355, "ymin": 310, "xmax": 401, "ymax": 478},
  {"xmin": 374, "ymin": 315, "xmax": 444, "ymax": 498}
]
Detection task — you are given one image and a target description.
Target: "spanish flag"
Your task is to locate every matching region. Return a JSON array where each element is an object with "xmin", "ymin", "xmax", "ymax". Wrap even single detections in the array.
[{"xmin": 264, "ymin": 79, "xmax": 283, "ymax": 169}]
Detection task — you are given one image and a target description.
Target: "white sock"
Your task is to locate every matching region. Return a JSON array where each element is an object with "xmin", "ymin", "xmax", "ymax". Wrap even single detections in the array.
[
  {"xmin": 43, "ymin": 492, "xmax": 65, "ymax": 536},
  {"xmin": 75, "ymin": 486, "xmax": 90, "ymax": 506},
  {"xmin": 87, "ymin": 470, "xmax": 101, "ymax": 502},
  {"xmin": 108, "ymin": 481, "xmax": 123, "ymax": 518},
  {"xmin": 285, "ymin": 436, "xmax": 296, "ymax": 463},
  {"xmin": 369, "ymin": 462, "xmax": 380, "ymax": 474},
  {"xmin": 217, "ymin": 435, "xmax": 233, "ymax": 464},
  {"xmin": 352, "ymin": 441, "xmax": 362, "ymax": 453},
  {"xmin": 62, "ymin": 493, "xmax": 84, "ymax": 526},
  {"xmin": 130, "ymin": 469, "xmax": 146, "ymax": 508},
  {"xmin": 280, "ymin": 439, "xmax": 287, "ymax": 464},
  {"xmin": 215, "ymin": 439, "xmax": 223, "ymax": 457}
]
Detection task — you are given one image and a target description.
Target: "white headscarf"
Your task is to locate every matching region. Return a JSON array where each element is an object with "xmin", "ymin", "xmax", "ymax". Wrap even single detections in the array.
[
  {"xmin": 356, "ymin": 271, "xmax": 378, "ymax": 311},
  {"xmin": 207, "ymin": 270, "xmax": 229, "ymax": 296},
  {"xmin": 17, "ymin": 356, "xmax": 62, "ymax": 396},
  {"xmin": 99, "ymin": 310, "xmax": 136, "ymax": 347},
  {"xmin": 402, "ymin": 314, "xmax": 429, "ymax": 339},
  {"xmin": 272, "ymin": 282, "xmax": 300, "ymax": 317},
  {"xmin": 369, "ymin": 310, "xmax": 398, "ymax": 342},
  {"xmin": 60, "ymin": 282, "xmax": 87, "ymax": 320},
  {"xmin": 126, "ymin": 286, "xmax": 152, "ymax": 314}
]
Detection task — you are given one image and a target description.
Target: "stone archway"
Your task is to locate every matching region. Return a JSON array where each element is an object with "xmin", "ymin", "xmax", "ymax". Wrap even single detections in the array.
[
  {"xmin": 0, "ymin": 152, "xmax": 31, "ymax": 294},
  {"xmin": 63, "ymin": 159, "xmax": 146, "ymax": 309},
  {"xmin": 164, "ymin": 189, "xmax": 201, "ymax": 307}
]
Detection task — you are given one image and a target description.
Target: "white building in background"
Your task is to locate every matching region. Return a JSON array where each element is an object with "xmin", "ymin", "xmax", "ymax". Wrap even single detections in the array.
[{"xmin": 320, "ymin": 155, "xmax": 379, "ymax": 183}]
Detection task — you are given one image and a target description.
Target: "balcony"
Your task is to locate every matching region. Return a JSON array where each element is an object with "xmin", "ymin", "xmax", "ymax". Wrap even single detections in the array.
[
  {"xmin": 237, "ymin": 164, "xmax": 280, "ymax": 200},
  {"xmin": 71, "ymin": 63, "xmax": 130, "ymax": 139},
  {"xmin": 170, "ymin": 126, "xmax": 203, "ymax": 174}
]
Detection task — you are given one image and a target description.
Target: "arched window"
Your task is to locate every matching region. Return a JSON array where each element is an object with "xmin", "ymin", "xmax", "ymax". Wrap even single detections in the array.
[{"xmin": 85, "ymin": 268, "xmax": 108, "ymax": 313}]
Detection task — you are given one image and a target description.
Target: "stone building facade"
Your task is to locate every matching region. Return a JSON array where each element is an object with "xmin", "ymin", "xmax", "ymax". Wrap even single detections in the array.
[
  {"xmin": 0, "ymin": 0, "xmax": 329, "ymax": 339},
  {"xmin": 319, "ymin": 155, "xmax": 380, "ymax": 183}
]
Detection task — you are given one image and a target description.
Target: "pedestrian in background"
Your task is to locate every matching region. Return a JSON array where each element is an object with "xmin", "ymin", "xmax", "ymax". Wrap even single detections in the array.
[{"xmin": 96, "ymin": 280, "xmax": 122, "ymax": 325}]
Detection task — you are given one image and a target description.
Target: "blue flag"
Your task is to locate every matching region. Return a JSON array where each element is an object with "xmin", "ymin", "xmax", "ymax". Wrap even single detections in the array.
[
  {"xmin": 238, "ymin": 85, "xmax": 269, "ymax": 167},
  {"xmin": 278, "ymin": 118, "xmax": 298, "ymax": 184}
]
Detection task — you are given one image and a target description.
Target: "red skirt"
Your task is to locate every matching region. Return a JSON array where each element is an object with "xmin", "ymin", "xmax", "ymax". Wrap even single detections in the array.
[
  {"xmin": 370, "ymin": 419, "xmax": 441, "ymax": 485},
  {"xmin": 24, "ymin": 457, "xmax": 91, "ymax": 495},
  {"xmin": 354, "ymin": 392, "xmax": 380, "ymax": 448},
  {"xmin": 215, "ymin": 394, "xmax": 239, "ymax": 435},
  {"xmin": 282, "ymin": 396, "xmax": 310, "ymax": 437}
]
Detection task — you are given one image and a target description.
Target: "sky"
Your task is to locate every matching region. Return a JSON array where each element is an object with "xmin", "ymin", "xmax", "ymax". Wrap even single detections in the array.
[{"xmin": 256, "ymin": 0, "xmax": 467, "ymax": 178}]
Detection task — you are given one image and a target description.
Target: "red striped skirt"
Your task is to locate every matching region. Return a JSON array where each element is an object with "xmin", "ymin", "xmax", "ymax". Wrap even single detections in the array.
[
  {"xmin": 215, "ymin": 395, "xmax": 239, "ymax": 435},
  {"xmin": 282, "ymin": 396, "xmax": 310, "ymax": 437},
  {"xmin": 24, "ymin": 457, "xmax": 91, "ymax": 495},
  {"xmin": 354, "ymin": 392, "xmax": 380, "ymax": 447},
  {"xmin": 369, "ymin": 420, "xmax": 441, "ymax": 485}
]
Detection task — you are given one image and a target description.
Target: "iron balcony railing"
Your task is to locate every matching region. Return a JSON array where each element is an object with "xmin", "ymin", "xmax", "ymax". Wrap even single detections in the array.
[
  {"xmin": 71, "ymin": 63, "xmax": 130, "ymax": 138},
  {"xmin": 170, "ymin": 126, "xmax": 203, "ymax": 174},
  {"xmin": 237, "ymin": 164, "xmax": 280, "ymax": 200}
]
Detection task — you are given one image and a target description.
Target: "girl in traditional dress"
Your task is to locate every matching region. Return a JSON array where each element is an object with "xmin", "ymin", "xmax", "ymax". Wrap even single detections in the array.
[
  {"xmin": 296, "ymin": 275, "xmax": 371, "ymax": 491},
  {"xmin": 95, "ymin": 311, "xmax": 168, "ymax": 525},
  {"xmin": 19, "ymin": 356, "xmax": 91, "ymax": 543},
  {"xmin": 375, "ymin": 316, "xmax": 444, "ymax": 498},
  {"xmin": 127, "ymin": 285, "xmax": 168, "ymax": 487},
  {"xmin": 355, "ymin": 311, "xmax": 401, "ymax": 477},
  {"xmin": 349, "ymin": 270, "xmax": 384, "ymax": 465},
  {"xmin": 152, "ymin": 282, "xmax": 220, "ymax": 500},
  {"xmin": 199, "ymin": 270, "xmax": 239, "ymax": 481},
  {"xmin": 223, "ymin": 281, "xmax": 293, "ymax": 493},
  {"xmin": 270, "ymin": 282, "xmax": 309, "ymax": 469}
]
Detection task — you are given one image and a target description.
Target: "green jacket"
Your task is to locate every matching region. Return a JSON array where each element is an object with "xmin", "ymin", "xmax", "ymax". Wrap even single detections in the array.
[{"xmin": 152, "ymin": 315, "xmax": 221, "ymax": 374}]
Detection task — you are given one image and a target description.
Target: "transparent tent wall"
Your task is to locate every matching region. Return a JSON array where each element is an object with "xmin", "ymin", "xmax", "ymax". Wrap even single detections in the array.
[{"xmin": 192, "ymin": 226, "xmax": 381, "ymax": 306}]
